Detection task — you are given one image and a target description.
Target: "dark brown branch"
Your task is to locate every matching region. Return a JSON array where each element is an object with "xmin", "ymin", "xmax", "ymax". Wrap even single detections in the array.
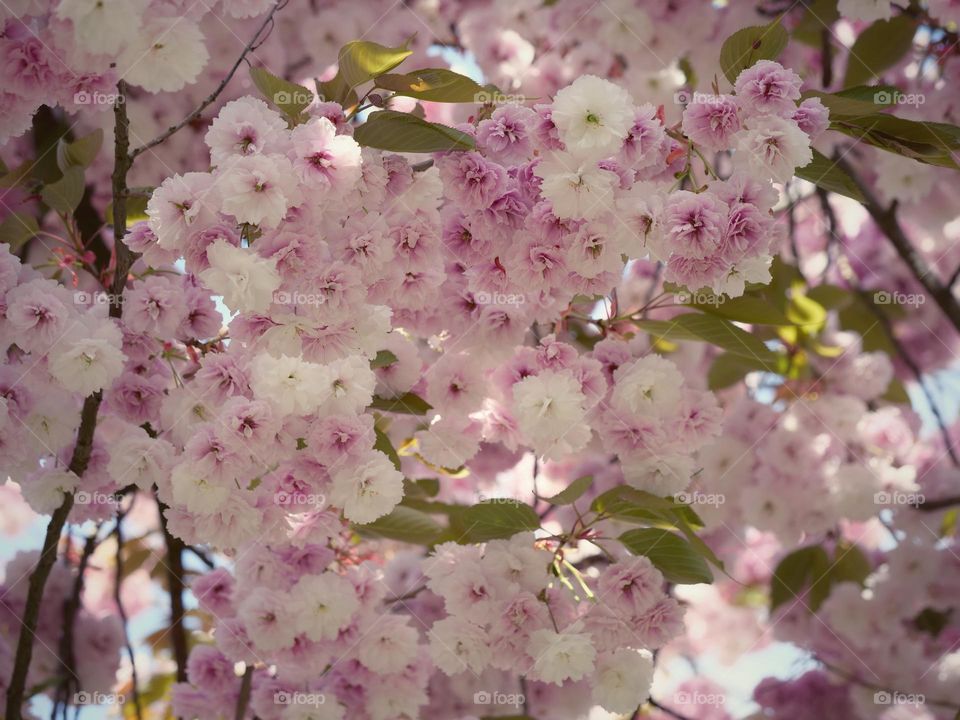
[
  {"xmin": 114, "ymin": 503, "xmax": 143, "ymax": 720},
  {"xmin": 4, "ymin": 391, "xmax": 101, "ymax": 720},
  {"xmin": 53, "ymin": 527, "xmax": 100, "ymax": 718},
  {"xmin": 129, "ymin": 0, "xmax": 288, "ymax": 160},
  {"xmin": 158, "ymin": 499, "xmax": 189, "ymax": 685},
  {"xmin": 836, "ymin": 156, "xmax": 960, "ymax": 333},
  {"xmin": 6, "ymin": 80, "xmax": 136, "ymax": 720},
  {"xmin": 235, "ymin": 665, "xmax": 254, "ymax": 720}
]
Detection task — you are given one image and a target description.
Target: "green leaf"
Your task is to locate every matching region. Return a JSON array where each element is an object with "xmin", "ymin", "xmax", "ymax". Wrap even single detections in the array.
[
  {"xmin": 794, "ymin": 148, "xmax": 866, "ymax": 203},
  {"xmin": 881, "ymin": 377, "xmax": 909, "ymax": 404},
  {"xmin": 338, "ymin": 40, "xmax": 413, "ymax": 91},
  {"xmin": 317, "ymin": 72, "xmax": 358, "ymax": 108},
  {"xmin": 375, "ymin": 68, "xmax": 486, "ymax": 103},
  {"xmin": 837, "ymin": 295, "xmax": 894, "ymax": 354},
  {"xmin": 40, "ymin": 166, "xmax": 85, "ymax": 214},
  {"xmin": 371, "ymin": 349, "xmax": 399, "ymax": 369},
  {"xmin": 0, "ymin": 212, "xmax": 39, "ymax": 251},
  {"xmin": 374, "ymin": 427, "xmax": 402, "ymax": 471},
  {"xmin": 707, "ymin": 352, "xmax": 771, "ymax": 390},
  {"xmin": 618, "ymin": 528, "xmax": 713, "ymax": 584},
  {"xmin": 354, "ymin": 110, "xmax": 475, "ymax": 153},
  {"xmin": 843, "ymin": 15, "xmax": 918, "ymax": 88},
  {"xmin": 719, "ymin": 23, "xmax": 789, "ymax": 85},
  {"xmin": 693, "ymin": 294, "xmax": 792, "ymax": 326},
  {"xmin": 770, "ymin": 544, "xmax": 831, "ymax": 612},
  {"xmin": 460, "ymin": 500, "xmax": 540, "ymax": 542},
  {"xmin": 56, "ymin": 129, "xmax": 103, "ymax": 171},
  {"xmin": 792, "ymin": 0, "xmax": 840, "ymax": 46},
  {"xmin": 544, "ymin": 475, "xmax": 593, "ymax": 505},
  {"xmin": 635, "ymin": 314, "xmax": 780, "ymax": 368},
  {"xmin": 591, "ymin": 487, "xmax": 706, "ymax": 533},
  {"xmin": 829, "ymin": 541, "xmax": 871, "ymax": 587},
  {"xmin": 832, "ymin": 114, "xmax": 960, "ymax": 168},
  {"xmin": 355, "ymin": 505, "xmax": 445, "ymax": 545},
  {"xmin": 369, "ymin": 392, "xmax": 433, "ymax": 416},
  {"xmin": 250, "ymin": 66, "xmax": 313, "ymax": 121},
  {"xmin": 804, "ymin": 87, "xmax": 898, "ymax": 118},
  {"xmin": 806, "ymin": 284, "xmax": 852, "ymax": 310}
]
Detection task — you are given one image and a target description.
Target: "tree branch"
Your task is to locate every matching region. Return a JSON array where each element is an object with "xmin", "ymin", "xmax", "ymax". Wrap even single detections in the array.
[
  {"xmin": 5, "ymin": 81, "xmax": 135, "ymax": 720},
  {"xmin": 836, "ymin": 156, "xmax": 960, "ymax": 333},
  {"xmin": 129, "ymin": 0, "xmax": 288, "ymax": 161},
  {"xmin": 54, "ymin": 527, "xmax": 101, "ymax": 718},
  {"xmin": 235, "ymin": 665, "xmax": 254, "ymax": 720},
  {"xmin": 114, "ymin": 503, "xmax": 143, "ymax": 720},
  {"xmin": 158, "ymin": 499, "xmax": 189, "ymax": 685}
]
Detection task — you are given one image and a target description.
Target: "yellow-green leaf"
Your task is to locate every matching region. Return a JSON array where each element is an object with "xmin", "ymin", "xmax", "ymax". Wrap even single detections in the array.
[
  {"xmin": 338, "ymin": 40, "xmax": 413, "ymax": 91},
  {"xmin": 375, "ymin": 68, "xmax": 486, "ymax": 103}
]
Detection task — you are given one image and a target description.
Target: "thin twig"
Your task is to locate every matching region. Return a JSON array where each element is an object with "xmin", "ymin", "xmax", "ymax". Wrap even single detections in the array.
[{"xmin": 129, "ymin": 0, "xmax": 288, "ymax": 160}]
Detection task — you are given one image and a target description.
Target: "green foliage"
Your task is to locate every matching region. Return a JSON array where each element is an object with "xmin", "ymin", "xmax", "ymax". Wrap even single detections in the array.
[
  {"xmin": 369, "ymin": 392, "xmax": 433, "ymax": 415},
  {"xmin": 249, "ymin": 67, "xmax": 313, "ymax": 122},
  {"xmin": 375, "ymin": 68, "xmax": 487, "ymax": 103},
  {"xmin": 831, "ymin": 114, "xmax": 960, "ymax": 169},
  {"xmin": 338, "ymin": 40, "xmax": 413, "ymax": 91},
  {"xmin": 458, "ymin": 500, "xmax": 541, "ymax": 542},
  {"xmin": 374, "ymin": 427, "xmax": 402, "ymax": 471},
  {"xmin": 56, "ymin": 129, "xmax": 103, "ymax": 171},
  {"xmin": 770, "ymin": 542, "xmax": 871, "ymax": 612},
  {"xmin": 544, "ymin": 475, "xmax": 593, "ymax": 505},
  {"xmin": 0, "ymin": 213, "xmax": 39, "ymax": 251},
  {"xmin": 354, "ymin": 110, "xmax": 475, "ymax": 152},
  {"xmin": 40, "ymin": 166, "xmax": 85, "ymax": 214},
  {"xmin": 370, "ymin": 350, "xmax": 399, "ymax": 368},
  {"xmin": 794, "ymin": 148, "xmax": 866, "ymax": 203},
  {"xmin": 843, "ymin": 15, "xmax": 918, "ymax": 88},
  {"xmin": 719, "ymin": 22, "xmax": 789, "ymax": 85},
  {"xmin": 618, "ymin": 528, "xmax": 713, "ymax": 584},
  {"xmin": 356, "ymin": 505, "xmax": 446, "ymax": 545},
  {"xmin": 634, "ymin": 314, "xmax": 780, "ymax": 369}
]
